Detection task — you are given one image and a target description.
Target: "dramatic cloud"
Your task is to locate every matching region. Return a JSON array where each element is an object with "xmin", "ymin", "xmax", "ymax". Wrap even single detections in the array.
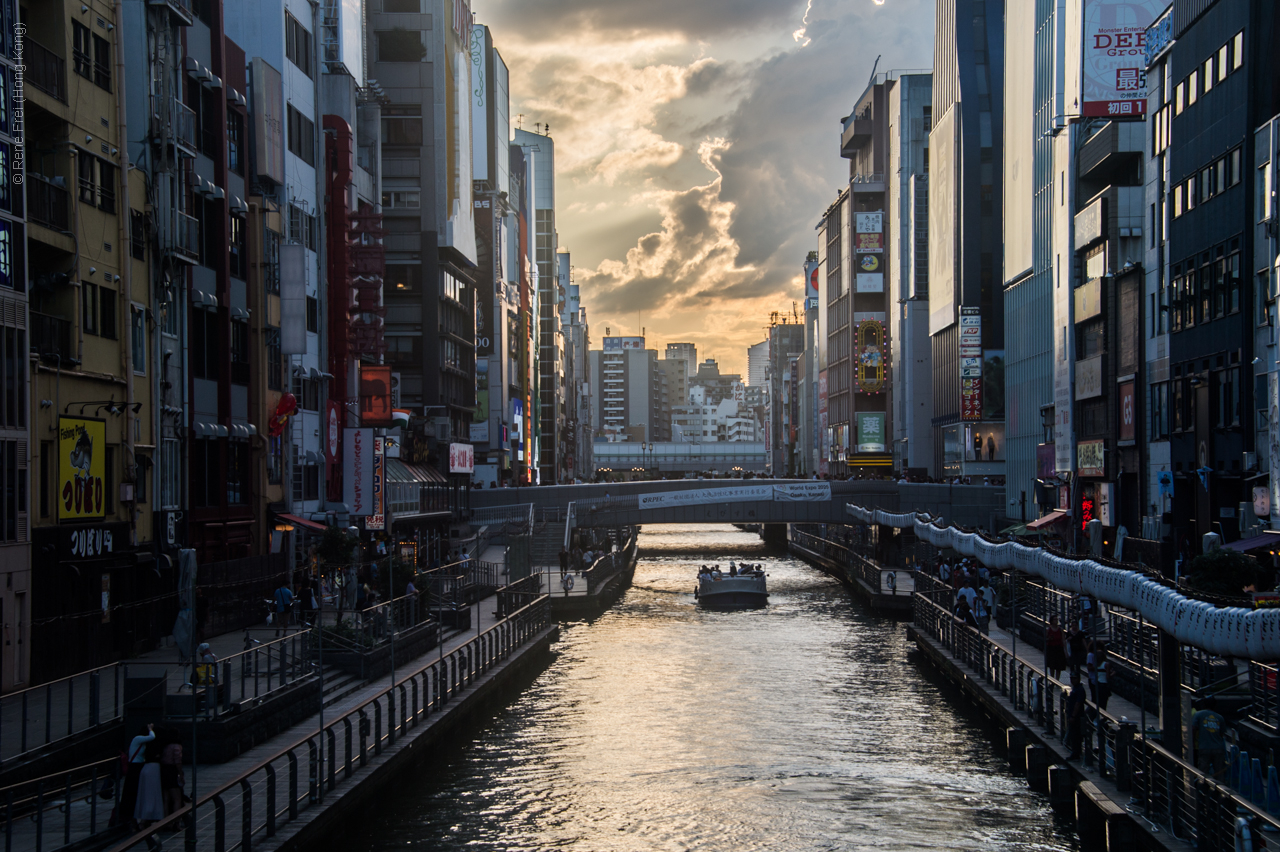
[{"xmin": 482, "ymin": 0, "xmax": 934, "ymax": 373}]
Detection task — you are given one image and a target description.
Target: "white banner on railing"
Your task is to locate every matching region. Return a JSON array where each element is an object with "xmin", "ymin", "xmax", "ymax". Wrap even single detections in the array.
[
  {"xmin": 773, "ymin": 482, "xmax": 832, "ymax": 502},
  {"xmin": 638, "ymin": 485, "xmax": 773, "ymax": 509}
]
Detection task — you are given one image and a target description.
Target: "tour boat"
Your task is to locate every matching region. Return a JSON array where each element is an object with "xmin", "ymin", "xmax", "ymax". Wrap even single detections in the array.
[{"xmin": 695, "ymin": 565, "xmax": 769, "ymax": 609}]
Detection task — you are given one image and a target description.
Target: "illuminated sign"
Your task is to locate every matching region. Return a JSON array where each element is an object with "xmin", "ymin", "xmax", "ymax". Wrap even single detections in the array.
[
  {"xmin": 360, "ymin": 365, "xmax": 394, "ymax": 426},
  {"xmin": 367, "ymin": 437, "xmax": 385, "ymax": 529},
  {"xmin": 855, "ymin": 320, "xmax": 885, "ymax": 392}
]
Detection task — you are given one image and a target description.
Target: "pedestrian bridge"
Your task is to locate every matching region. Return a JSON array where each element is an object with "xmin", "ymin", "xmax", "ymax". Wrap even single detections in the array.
[{"xmin": 468, "ymin": 479, "xmax": 1006, "ymax": 530}]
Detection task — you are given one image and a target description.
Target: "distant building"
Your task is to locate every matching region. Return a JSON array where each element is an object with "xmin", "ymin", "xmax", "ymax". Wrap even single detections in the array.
[
  {"xmin": 666, "ymin": 343, "xmax": 697, "ymax": 378},
  {"xmin": 747, "ymin": 340, "xmax": 769, "ymax": 388},
  {"xmin": 671, "ymin": 398, "xmax": 758, "ymax": 443},
  {"xmin": 691, "ymin": 359, "xmax": 742, "ymax": 407},
  {"xmin": 589, "ymin": 338, "xmax": 664, "ymax": 442}
]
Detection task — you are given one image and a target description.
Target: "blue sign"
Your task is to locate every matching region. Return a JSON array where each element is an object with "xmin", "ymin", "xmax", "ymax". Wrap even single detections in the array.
[{"xmin": 1145, "ymin": 5, "xmax": 1174, "ymax": 68}]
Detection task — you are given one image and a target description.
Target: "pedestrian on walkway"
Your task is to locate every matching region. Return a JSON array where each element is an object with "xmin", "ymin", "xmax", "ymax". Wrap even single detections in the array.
[
  {"xmin": 1067, "ymin": 622, "xmax": 1088, "ymax": 674},
  {"xmin": 116, "ymin": 723, "xmax": 155, "ymax": 827},
  {"xmin": 273, "ymin": 582, "xmax": 294, "ymax": 637},
  {"xmin": 159, "ymin": 734, "xmax": 185, "ymax": 819},
  {"xmin": 1044, "ymin": 615, "xmax": 1068, "ymax": 680},
  {"xmin": 559, "ymin": 548, "xmax": 569, "ymax": 576},
  {"xmin": 1065, "ymin": 672, "xmax": 1087, "ymax": 759},
  {"xmin": 134, "ymin": 736, "xmax": 165, "ymax": 828},
  {"xmin": 1191, "ymin": 698, "xmax": 1227, "ymax": 778},
  {"xmin": 1093, "ymin": 642, "xmax": 1112, "ymax": 710}
]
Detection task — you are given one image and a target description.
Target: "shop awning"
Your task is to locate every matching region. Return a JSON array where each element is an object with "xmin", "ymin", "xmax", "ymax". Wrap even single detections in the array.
[
  {"xmin": 1224, "ymin": 531, "xmax": 1280, "ymax": 553},
  {"xmin": 386, "ymin": 459, "xmax": 447, "ymax": 484},
  {"xmin": 276, "ymin": 513, "xmax": 328, "ymax": 533},
  {"xmin": 1026, "ymin": 510, "xmax": 1071, "ymax": 531}
]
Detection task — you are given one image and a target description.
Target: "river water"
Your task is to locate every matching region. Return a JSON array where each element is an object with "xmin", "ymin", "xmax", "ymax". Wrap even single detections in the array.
[{"xmin": 340, "ymin": 525, "xmax": 1078, "ymax": 851}]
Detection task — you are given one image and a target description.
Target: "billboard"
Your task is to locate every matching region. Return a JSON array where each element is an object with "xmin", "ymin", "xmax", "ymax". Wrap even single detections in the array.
[
  {"xmin": 251, "ymin": 58, "xmax": 284, "ymax": 185},
  {"xmin": 360, "ymin": 365, "xmax": 394, "ymax": 425},
  {"xmin": 344, "ymin": 428, "xmax": 375, "ymax": 515},
  {"xmin": 1118, "ymin": 380, "xmax": 1136, "ymax": 441},
  {"xmin": 855, "ymin": 320, "xmax": 886, "ymax": 393},
  {"xmin": 929, "ymin": 106, "xmax": 958, "ymax": 335},
  {"xmin": 856, "ymin": 412, "xmax": 886, "ymax": 453},
  {"xmin": 1078, "ymin": 439, "xmax": 1105, "ymax": 477},
  {"xmin": 982, "ymin": 350, "xmax": 1005, "ymax": 421},
  {"xmin": 1004, "ymin": 0, "xmax": 1036, "ymax": 282},
  {"xmin": 1076, "ymin": 0, "xmax": 1165, "ymax": 118},
  {"xmin": 804, "ymin": 258, "xmax": 819, "ymax": 300},
  {"xmin": 855, "ymin": 233, "xmax": 883, "ymax": 253},
  {"xmin": 603, "ymin": 337, "xmax": 645, "ymax": 351},
  {"xmin": 855, "ymin": 212, "xmax": 883, "ymax": 233},
  {"xmin": 449, "ymin": 443, "xmax": 474, "ymax": 474},
  {"xmin": 59, "ymin": 417, "xmax": 106, "ymax": 520}
]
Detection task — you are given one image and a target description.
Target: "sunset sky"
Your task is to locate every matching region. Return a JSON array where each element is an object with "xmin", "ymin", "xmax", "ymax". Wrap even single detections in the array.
[{"xmin": 481, "ymin": 0, "xmax": 934, "ymax": 376}]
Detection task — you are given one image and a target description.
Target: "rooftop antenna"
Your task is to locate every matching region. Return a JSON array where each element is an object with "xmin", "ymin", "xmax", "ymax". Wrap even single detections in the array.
[
  {"xmin": 516, "ymin": 114, "xmax": 525, "ymax": 129},
  {"xmin": 868, "ymin": 54, "xmax": 881, "ymax": 87}
]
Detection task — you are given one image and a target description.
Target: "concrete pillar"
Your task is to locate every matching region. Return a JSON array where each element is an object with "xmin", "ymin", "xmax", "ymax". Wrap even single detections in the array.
[
  {"xmin": 1158, "ymin": 628, "xmax": 1183, "ymax": 759},
  {"xmin": 1026, "ymin": 744, "xmax": 1050, "ymax": 792},
  {"xmin": 1047, "ymin": 764, "xmax": 1074, "ymax": 815},
  {"xmin": 1006, "ymin": 727, "xmax": 1027, "ymax": 772}
]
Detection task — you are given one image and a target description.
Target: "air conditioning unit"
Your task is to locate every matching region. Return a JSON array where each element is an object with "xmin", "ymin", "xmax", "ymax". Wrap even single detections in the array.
[{"xmin": 427, "ymin": 417, "xmax": 451, "ymax": 442}]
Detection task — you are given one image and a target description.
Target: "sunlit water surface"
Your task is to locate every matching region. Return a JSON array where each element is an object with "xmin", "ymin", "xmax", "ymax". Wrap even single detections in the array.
[{"xmin": 336, "ymin": 524, "xmax": 1078, "ymax": 852}]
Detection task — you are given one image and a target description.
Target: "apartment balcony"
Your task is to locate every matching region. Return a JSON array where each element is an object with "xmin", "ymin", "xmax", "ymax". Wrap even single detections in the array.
[
  {"xmin": 167, "ymin": 211, "xmax": 200, "ymax": 264},
  {"xmin": 28, "ymin": 175, "xmax": 70, "ymax": 232},
  {"xmin": 153, "ymin": 99, "xmax": 198, "ymax": 157},
  {"xmin": 840, "ymin": 118, "xmax": 873, "ymax": 158},
  {"xmin": 27, "ymin": 39, "xmax": 66, "ymax": 103},
  {"xmin": 30, "ymin": 313, "xmax": 75, "ymax": 363},
  {"xmin": 147, "ymin": 0, "xmax": 194, "ymax": 26}
]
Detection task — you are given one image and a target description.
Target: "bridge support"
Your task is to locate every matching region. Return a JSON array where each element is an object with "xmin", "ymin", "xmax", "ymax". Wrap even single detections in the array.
[{"xmin": 761, "ymin": 524, "xmax": 787, "ymax": 547}]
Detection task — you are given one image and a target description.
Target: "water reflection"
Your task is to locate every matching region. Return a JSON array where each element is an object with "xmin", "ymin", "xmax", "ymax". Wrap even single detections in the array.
[{"xmin": 339, "ymin": 525, "xmax": 1078, "ymax": 852}]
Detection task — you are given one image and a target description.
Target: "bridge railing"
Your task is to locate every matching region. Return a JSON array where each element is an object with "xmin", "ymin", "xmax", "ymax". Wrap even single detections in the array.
[
  {"xmin": 104, "ymin": 595, "xmax": 553, "ymax": 852},
  {"xmin": 913, "ymin": 588, "xmax": 1280, "ymax": 844},
  {"xmin": 789, "ymin": 527, "xmax": 913, "ymax": 598},
  {"xmin": 577, "ymin": 495, "xmax": 639, "ymax": 516},
  {"xmin": 0, "ymin": 660, "xmax": 127, "ymax": 767}
]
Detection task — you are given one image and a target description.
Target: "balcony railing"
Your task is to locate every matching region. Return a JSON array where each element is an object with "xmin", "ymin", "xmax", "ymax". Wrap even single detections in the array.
[
  {"xmin": 28, "ymin": 175, "xmax": 70, "ymax": 232},
  {"xmin": 147, "ymin": 0, "xmax": 194, "ymax": 25},
  {"xmin": 153, "ymin": 99, "xmax": 198, "ymax": 155},
  {"xmin": 27, "ymin": 39, "xmax": 67, "ymax": 102},
  {"xmin": 169, "ymin": 211, "xmax": 200, "ymax": 263},
  {"xmin": 31, "ymin": 312, "xmax": 74, "ymax": 362}
]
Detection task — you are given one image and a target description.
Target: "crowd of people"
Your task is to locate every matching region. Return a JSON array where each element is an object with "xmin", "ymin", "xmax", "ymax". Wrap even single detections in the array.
[{"xmin": 696, "ymin": 562, "xmax": 764, "ymax": 582}]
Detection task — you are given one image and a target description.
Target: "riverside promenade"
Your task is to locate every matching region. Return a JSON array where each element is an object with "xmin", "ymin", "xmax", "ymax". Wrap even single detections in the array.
[{"xmin": 4, "ymin": 589, "xmax": 556, "ymax": 852}]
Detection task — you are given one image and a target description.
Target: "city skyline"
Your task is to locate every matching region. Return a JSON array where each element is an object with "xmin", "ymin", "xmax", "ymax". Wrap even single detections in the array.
[{"xmin": 482, "ymin": 0, "xmax": 934, "ymax": 376}]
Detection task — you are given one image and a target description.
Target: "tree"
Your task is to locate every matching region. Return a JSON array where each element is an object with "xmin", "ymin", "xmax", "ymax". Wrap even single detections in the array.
[{"xmin": 1184, "ymin": 549, "xmax": 1271, "ymax": 599}]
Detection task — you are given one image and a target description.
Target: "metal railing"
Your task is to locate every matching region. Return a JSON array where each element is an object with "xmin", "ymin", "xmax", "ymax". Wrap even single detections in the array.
[
  {"xmin": 29, "ymin": 312, "xmax": 74, "ymax": 362},
  {"xmin": 912, "ymin": 587, "xmax": 1280, "ymax": 849},
  {"xmin": 0, "ymin": 756, "xmax": 119, "ymax": 851},
  {"xmin": 0, "ymin": 662, "xmax": 126, "ymax": 766},
  {"xmin": 105, "ymin": 595, "xmax": 552, "ymax": 852},
  {"xmin": 27, "ymin": 175, "xmax": 70, "ymax": 231},
  {"xmin": 171, "ymin": 210, "xmax": 200, "ymax": 262},
  {"xmin": 183, "ymin": 632, "xmax": 313, "ymax": 720},
  {"xmin": 468, "ymin": 504, "xmax": 533, "ymax": 529},
  {"xmin": 26, "ymin": 39, "xmax": 66, "ymax": 102},
  {"xmin": 1248, "ymin": 662, "xmax": 1280, "ymax": 730},
  {"xmin": 789, "ymin": 528, "xmax": 914, "ymax": 598}
]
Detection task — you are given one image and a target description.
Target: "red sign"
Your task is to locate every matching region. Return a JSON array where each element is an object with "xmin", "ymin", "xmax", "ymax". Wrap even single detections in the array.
[
  {"xmin": 1118, "ymin": 381, "xmax": 1136, "ymax": 441},
  {"xmin": 360, "ymin": 365, "xmax": 394, "ymax": 426}
]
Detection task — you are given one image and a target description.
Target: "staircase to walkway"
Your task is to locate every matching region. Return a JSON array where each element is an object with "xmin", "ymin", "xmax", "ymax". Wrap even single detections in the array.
[{"xmin": 530, "ymin": 525, "xmax": 565, "ymax": 569}]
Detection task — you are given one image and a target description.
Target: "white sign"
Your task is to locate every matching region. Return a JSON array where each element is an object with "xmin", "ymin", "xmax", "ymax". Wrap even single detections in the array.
[
  {"xmin": 638, "ymin": 485, "xmax": 773, "ymax": 509},
  {"xmin": 855, "ymin": 212, "xmax": 882, "ymax": 234},
  {"xmin": 773, "ymin": 482, "xmax": 832, "ymax": 502},
  {"xmin": 856, "ymin": 273, "xmax": 884, "ymax": 293},
  {"xmin": 344, "ymin": 428, "xmax": 375, "ymax": 515},
  {"xmin": 449, "ymin": 442, "xmax": 475, "ymax": 474}
]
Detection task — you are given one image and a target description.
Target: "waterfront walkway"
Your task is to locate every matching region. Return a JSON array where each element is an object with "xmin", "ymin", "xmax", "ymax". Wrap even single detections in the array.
[{"xmin": 4, "ymin": 591, "xmax": 543, "ymax": 852}]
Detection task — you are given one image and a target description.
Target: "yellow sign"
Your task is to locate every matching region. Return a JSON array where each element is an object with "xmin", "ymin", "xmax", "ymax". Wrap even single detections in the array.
[{"xmin": 59, "ymin": 417, "xmax": 107, "ymax": 520}]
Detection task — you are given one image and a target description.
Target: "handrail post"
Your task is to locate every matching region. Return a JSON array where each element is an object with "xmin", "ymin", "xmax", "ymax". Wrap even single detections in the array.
[
  {"xmin": 287, "ymin": 751, "xmax": 299, "ymax": 819},
  {"xmin": 240, "ymin": 777, "xmax": 254, "ymax": 851},
  {"xmin": 265, "ymin": 762, "xmax": 277, "ymax": 837}
]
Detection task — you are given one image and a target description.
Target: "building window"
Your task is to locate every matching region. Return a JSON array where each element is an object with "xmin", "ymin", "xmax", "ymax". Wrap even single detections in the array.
[
  {"xmin": 305, "ymin": 295, "xmax": 319, "ymax": 332},
  {"xmin": 190, "ymin": 309, "xmax": 219, "ymax": 380},
  {"xmin": 287, "ymin": 105, "xmax": 315, "ymax": 166},
  {"xmin": 227, "ymin": 442, "xmax": 249, "ymax": 505},
  {"xmin": 1175, "ymin": 81, "xmax": 1185, "ymax": 114},
  {"xmin": 266, "ymin": 327, "xmax": 283, "ymax": 390},
  {"xmin": 130, "ymin": 210, "xmax": 147, "ymax": 260},
  {"xmin": 134, "ymin": 456, "xmax": 148, "ymax": 504},
  {"xmin": 1149, "ymin": 382, "xmax": 1169, "ymax": 440},
  {"xmin": 161, "ymin": 438, "xmax": 180, "ymax": 509},
  {"xmin": 227, "ymin": 110, "xmax": 245, "ymax": 175},
  {"xmin": 78, "ymin": 154, "xmax": 116, "ymax": 214},
  {"xmin": 92, "ymin": 32, "xmax": 110, "ymax": 91},
  {"xmin": 0, "ymin": 439, "xmax": 23, "ymax": 542},
  {"xmin": 386, "ymin": 264, "xmax": 420, "ymax": 295},
  {"xmin": 230, "ymin": 320, "xmax": 249, "ymax": 384},
  {"xmin": 376, "ymin": 29, "xmax": 425, "ymax": 63},
  {"xmin": 385, "ymin": 335, "xmax": 421, "ymax": 366},
  {"xmin": 229, "ymin": 215, "xmax": 247, "ymax": 279},
  {"xmin": 190, "ymin": 439, "xmax": 216, "ymax": 508},
  {"xmin": 1233, "ymin": 31, "xmax": 1244, "ymax": 70},
  {"xmin": 383, "ymin": 0, "xmax": 418, "ymax": 10},
  {"xmin": 72, "ymin": 22, "xmax": 91, "ymax": 80},
  {"xmin": 267, "ymin": 434, "xmax": 282, "ymax": 485},
  {"xmin": 381, "ymin": 109, "xmax": 423, "ymax": 145},
  {"xmin": 1187, "ymin": 70, "xmax": 1198, "ymax": 106},
  {"xmin": 381, "ymin": 189, "xmax": 420, "ymax": 209},
  {"xmin": 285, "ymin": 14, "xmax": 313, "ymax": 78},
  {"xmin": 1202, "ymin": 56, "xmax": 1213, "ymax": 92},
  {"xmin": 82, "ymin": 282, "xmax": 98, "ymax": 335},
  {"xmin": 1218, "ymin": 44, "xmax": 1229, "ymax": 82},
  {"xmin": 131, "ymin": 306, "xmax": 145, "ymax": 374},
  {"xmin": 0, "ymin": 325, "xmax": 21, "ymax": 430},
  {"xmin": 289, "ymin": 204, "xmax": 317, "ymax": 251}
]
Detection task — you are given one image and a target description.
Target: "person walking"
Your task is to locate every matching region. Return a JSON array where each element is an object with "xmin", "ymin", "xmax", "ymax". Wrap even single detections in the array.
[
  {"xmin": 1065, "ymin": 671, "xmax": 1087, "ymax": 760},
  {"xmin": 134, "ymin": 736, "xmax": 165, "ymax": 828},
  {"xmin": 1191, "ymin": 698, "xmax": 1227, "ymax": 778},
  {"xmin": 272, "ymin": 581, "xmax": 294, "ymax": 637},
  {"xmin": 1044, "ymin": 615, "xmax": 1068, "ymax": 681},
  {"xmin": 558, "ymin": 548, "xmax": 569, "ymax": 577},
  {"xmin": 117, "ymin": 723, "xmax": 155, "ymax": 827},
  {"xmin": 1093, "ymin": 642, "xmax": 1112, "ymax": 710}
]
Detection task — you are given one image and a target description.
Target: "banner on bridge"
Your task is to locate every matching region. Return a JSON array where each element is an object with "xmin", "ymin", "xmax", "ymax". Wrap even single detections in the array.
[{"xmin": 637, "ymin": 483, "xmax": 832, "ymax": 510}]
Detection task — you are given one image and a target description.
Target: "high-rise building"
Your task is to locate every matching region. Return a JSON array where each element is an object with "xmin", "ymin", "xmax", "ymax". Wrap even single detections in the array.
[
  {"xmin": 589, "ymin": 337, "xmax": 661, "ymax": 442},
  {"xmin": 513, "ymin": 128, "xmax": 561, "ymax": 484},
  {"xmin": 766, "ymin": 322, "xmax": 804, "ymax": 475},
  {"xmin": 747, "ymin": 340, "xmax": 769, "ymax": 388},
  {"xmin": 929, "ymin": 0, "xmax": 1005, "ymax": 478},
  {"xmin": 559, "ymin": 250, "xmax": 592, "ymax": 481},
  {"xmin": 666, "ymin": 342, "xmax": 697, "ymax": 378}
]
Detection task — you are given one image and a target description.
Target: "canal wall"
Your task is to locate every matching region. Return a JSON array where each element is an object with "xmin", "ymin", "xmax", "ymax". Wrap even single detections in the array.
[{"xmin": 253, "ymin": 624, "xmax": 560, "ymax": 852}]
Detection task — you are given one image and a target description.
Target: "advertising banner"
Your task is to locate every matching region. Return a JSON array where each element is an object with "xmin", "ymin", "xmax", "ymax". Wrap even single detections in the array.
[
  {"xmin": 1078, "ymin": 0, "xmax": 1165, "ymax": 118},
  {"xmin": 360, "ymin": 365, "xmax": 394, "ymax": 425},
  {"xmin": 59, "ymin": 417, "xmax": 106, "ymax": 520},
  {"xmin": 472, "ymin": 359, "xmax": 490, "ymax": 443},
  {"xmin": 1078, "ymin": 439, "xmax": 1105, "ymax": 477},
  {"xmin": 856, "ymin": 273, "xmax": 884, "ymax": 293},
  {"xmin": 1118, "ymin": 380, "xmax": 1136, "ymax": 441},
  {"xmin": 855, "ymin": 212, "xmax": 883, "ymax": 233},
  {"xmin": 344, "ymin": 428, "xmax": 375, "ymax": 515},
  {"xmin": 1075, "ymin": 355, "xmax": 1103, "ymax": 400},
  {"xmin": 855, "ymin": 320, "xmax": 886, "ymax": 392},
  {"xmin": 449, "ymin": 442, "xmax": 475, "ymax": 474},
  {"xmin": 960, "ymin": 308, "xmax": 982, "ymax": 421},
  {"xmin": 603, "ymin": 337, "xmax": 645, "ymax": 351},
  {"xmin": 855, "ymin": 233, "xmax": 883, "ymax": 253},
  {"xmin": 366, "ymin": 437, "xmax": 385, "ymax": 530},
  {"xmin": 804, "ymin": 258, "xmax": 819, "ymax": 300},
  {"xmin": 857, "ymin": 253, "xmax": 883, "ymax": 274},
  {"xmin": 856, "ymin": 412, "xmax": 886, "ymax": 453},
  {"xmin": 773, "ymin": 483, "xmax": 832, "ymax": 502},
  {"xmin": 639, "ymin": 485, "xmax": 773, "ymax": 510},
  {"xmin": 818, "ymin": 370, "xmax": 828, "ymax": 478}
]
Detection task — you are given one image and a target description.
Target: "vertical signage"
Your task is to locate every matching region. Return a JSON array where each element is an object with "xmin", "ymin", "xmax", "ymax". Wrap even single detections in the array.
[
  {"xmin": 366, "ymin": 437, "xmax": 386, "ymax": 529},
  {"xmin": 344, "ymin": 428, "xmax": 375, "ymax": 515},
  {"xmin": 59, "ymin": 417, "xmax": 106, "ymax": 520},
  {"xmin": 1118, "ymin": 381, "xmax": 1136, "ymax": 441},
  {"xmin": 360, "ymin": 365, "xmax": 394, "ymax": 425},
  {"xmin": 960, "ymin": 307, "xmax": 982, "ymax": 421},
  {"xmin": 856, "ymin": 412, "xmax": 886, "ymax": 453},
  {"xmin": 1078, "ymin": 0, "xmax": 1164, "ymax": 118}
]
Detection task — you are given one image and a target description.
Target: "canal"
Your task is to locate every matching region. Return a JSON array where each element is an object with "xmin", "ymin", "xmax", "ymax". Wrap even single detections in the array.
[{"xmin": 337, "ymin": 525, "xmax": 1079, "ymax": 851}]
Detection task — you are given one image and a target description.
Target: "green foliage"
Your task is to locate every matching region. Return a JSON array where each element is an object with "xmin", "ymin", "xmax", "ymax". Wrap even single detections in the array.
[
  {"xmin": 1184, "ymin": 549, "xmax": 1270, "ymax": 598},
  {"xmin": 317, "ymin": 527, "xmax": 359, "ymax": 567}
]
